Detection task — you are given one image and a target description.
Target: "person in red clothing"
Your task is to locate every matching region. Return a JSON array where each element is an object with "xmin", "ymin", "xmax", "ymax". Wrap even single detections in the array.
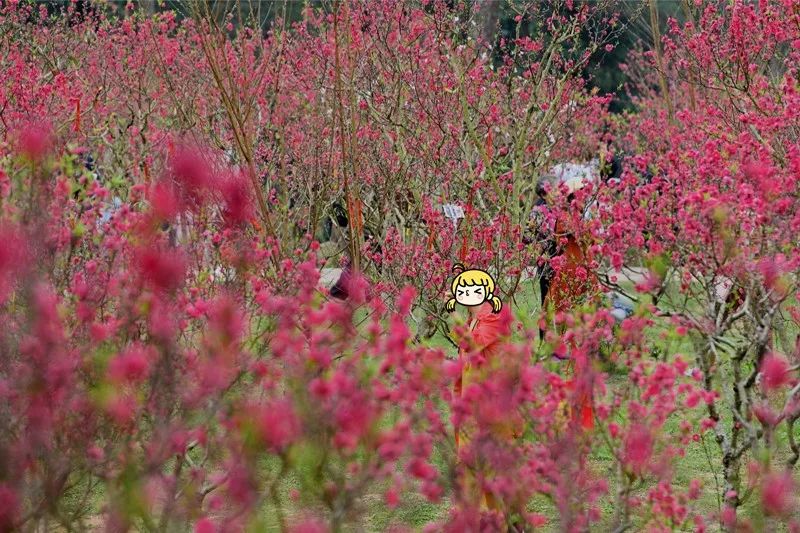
[
  {"xmin": 535, "ymin": 174, "xmax": 595, "ymax": 337},
  {"xmin": 446, "ymin": 263, "xmax": 504, "ymax": 418},
  {"xmin": 447, "ymin": 264, "xmax": 504, "ymax": 433},
  {"xmin": 452, "ymin": 299, "xmax": 516, "ymax": 446},
  {"xmin": 535, "ymin": 173, "xmax": 597, "ymax": 432},
  {"xmin": 447, "ymin": 265, "xmax": 522, "ymax": 513}
]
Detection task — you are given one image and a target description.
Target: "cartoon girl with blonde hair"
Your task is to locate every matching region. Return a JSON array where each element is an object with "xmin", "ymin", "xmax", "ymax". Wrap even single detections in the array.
[{"xmin": 445, "ymin": 264, "xmax": 502, "ymax": 313}]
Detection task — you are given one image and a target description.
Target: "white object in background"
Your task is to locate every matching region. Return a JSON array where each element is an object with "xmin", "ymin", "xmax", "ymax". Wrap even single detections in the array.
[
  {"xmin": 543, "ymin": 159, "xmax": 600, "ymax": 194},
  {"xmin": 542, "ymin": 160, "xmax": 601, "ymax": 221},
  {"xmin": 98, "ymin": 196, "xmax": 122, "ymax": 226},
  {"xmin": 442, "ymin": 204, "xmax": 465, "ymax": 229},
  {"xmin": 713, "ymin": 276, "xmax": 734, "ymax": 304},
  {"xmin": 319, "ymin": 268, "xmax": 344, "ymax": 289},
  {"xmin": 607, "ymin": 291, "xmax": 635, "ymax": 323}
]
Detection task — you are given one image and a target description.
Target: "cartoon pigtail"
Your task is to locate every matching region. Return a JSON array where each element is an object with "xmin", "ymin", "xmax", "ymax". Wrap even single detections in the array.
[
  {"xmin": 488, "ymin": 294, "xmax": 502, "ymax": 313},
  {"xmin": 447, "ymin": 265, "xmax": 464, "ymax": 313}
]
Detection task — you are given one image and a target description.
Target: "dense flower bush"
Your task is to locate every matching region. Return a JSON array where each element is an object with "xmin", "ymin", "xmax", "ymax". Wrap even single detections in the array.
[
  {"xmin": 1, "ymin": 0, "xmax": 799, "ymax": 531},
  {"xmin": 601, "ymin": 0, "xmax": 800, "ymax": 528}
]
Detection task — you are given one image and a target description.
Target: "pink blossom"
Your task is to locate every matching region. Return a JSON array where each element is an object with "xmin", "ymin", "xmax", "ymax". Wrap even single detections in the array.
[
  {"xmin": 407, "ymin": 458, "xmax": 437, "ymax": 481},
  {"xmin": 256, "ymin": 400, "xmax": 301, "ymax": 452},
  {"xmin": 761, "ymin": 353, "xmax": 791, "ymax": 391},
  {"xmin": 0, "ymin": 484, "xmax": 19, "ymax": 530},
  {"xmin": 0, "ymin": 225, "xmax": 26, "ymax": 302},
  {"xmin": 105, "ymin": 393, "xmax": 138, "ymax": 425},
  {"xmin": 194, "ymin": 517, "xmax": 216, "ymax": 533},
  {"xmin": 149, "ymin": 182, "xmax": 180, "ymax": 221},
  {"xmin": 137, "ymin": 247, "xmax": 187, "ymax": 292},
  {"xmin": 688, "ymin": 479, "xmax": 702, "ymax": 500},
  {"xmin": 168, "ymin": 148, "xmax": 212, "ymax": 208},
  {"xmin": 761, "ymin": 471, "xmax": 796, "ymax": 517},
  {"xmin": 17, "ymin": 122, "xmax": 52, "ymax": 160},
  {"xmin": 107, "ymin": 345, "xmax": 152, "ymax": 384},
  {"xmin": 720, "ymin": 506, "xmax": 737, "ymax": 528},
  {"xmin": 752, "ymin": 402, "xmax": 781, "ymax": 427},
  {"xmin": 385, "ymin": 486, "xmax": 400, "ymax": 509},
  {"xmin": 421, "ymin": 480, "xmax": 442, "ymax": 502},
  {"xmin": 220, "ymin": 172, "xmax": 253, "ymax": 227},
  {"xmin": 623, "ymin": 424, "xmax": 653, "ymax": 475}
]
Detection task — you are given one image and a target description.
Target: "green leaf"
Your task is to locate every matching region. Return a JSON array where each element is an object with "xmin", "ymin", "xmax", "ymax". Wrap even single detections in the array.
[
  {"xmin": 73, "ymin": 221, "xmax": 86, "ymax": 239},
  {"xmin": 646, "ymin": 253, "xmax": 670, "ymax": 280}
]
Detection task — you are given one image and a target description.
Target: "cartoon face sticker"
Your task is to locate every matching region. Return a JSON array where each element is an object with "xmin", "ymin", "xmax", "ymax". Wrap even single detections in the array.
[
  {"xmin": 456, "ymin": 284, "xmax": 487, "ymax": 307},
  {"xmin": 445, "ymin": 265, "xmax": 502, "ymax": 313}
]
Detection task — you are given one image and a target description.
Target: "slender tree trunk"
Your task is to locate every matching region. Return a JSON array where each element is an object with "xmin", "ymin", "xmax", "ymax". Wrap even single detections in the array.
[
  {"xmin": 649, "ymin": 0, "xmax": 673, "ymax": 122},
  {"xmin": 473, "ymin": 0, "xmax": 500, "ymax": 48}
]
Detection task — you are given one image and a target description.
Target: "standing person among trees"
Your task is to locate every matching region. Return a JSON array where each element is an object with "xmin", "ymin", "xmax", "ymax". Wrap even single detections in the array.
[
  {"xmin": 532, "ymin": 166, "xmax": 598, "ymax": 431},
  {"xmin": 446, "ymin": 266, "xmax": 522, "ymax": 517},
  {"xmin": 324, "ymin": 201, "xmax": 379, "ymax": 300},
  {"xmin": 534, "ymin": 166, "xmax": 596, "ymax": 342}
]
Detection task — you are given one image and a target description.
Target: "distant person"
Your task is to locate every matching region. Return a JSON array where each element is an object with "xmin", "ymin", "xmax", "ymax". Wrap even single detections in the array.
[
  {"xmin": 533, "ymin": 167, "xmax": 595, "ymax": 343},
  {"xmin": 532, "ymin": 166, "xmax": 598, "ymax": 431}
]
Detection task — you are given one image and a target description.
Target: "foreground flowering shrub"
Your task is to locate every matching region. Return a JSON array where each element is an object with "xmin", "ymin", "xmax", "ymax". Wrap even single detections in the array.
[
  {"xmin": 0, "ymin": 137, "xmax": 747, "ymax": 531},
  {"xmin": 1, "ymin": 0, "xmax": 800, "ymax": 531},
  {"xmin": 598, "ymin": 0, "xmax": 800, "ymax": 528}
]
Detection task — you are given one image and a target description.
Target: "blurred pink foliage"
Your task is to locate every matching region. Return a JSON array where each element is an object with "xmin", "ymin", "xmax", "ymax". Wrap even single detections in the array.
[{"xmin": 0, "ymin": 0, "xmax": 799, "ymax": 531}]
